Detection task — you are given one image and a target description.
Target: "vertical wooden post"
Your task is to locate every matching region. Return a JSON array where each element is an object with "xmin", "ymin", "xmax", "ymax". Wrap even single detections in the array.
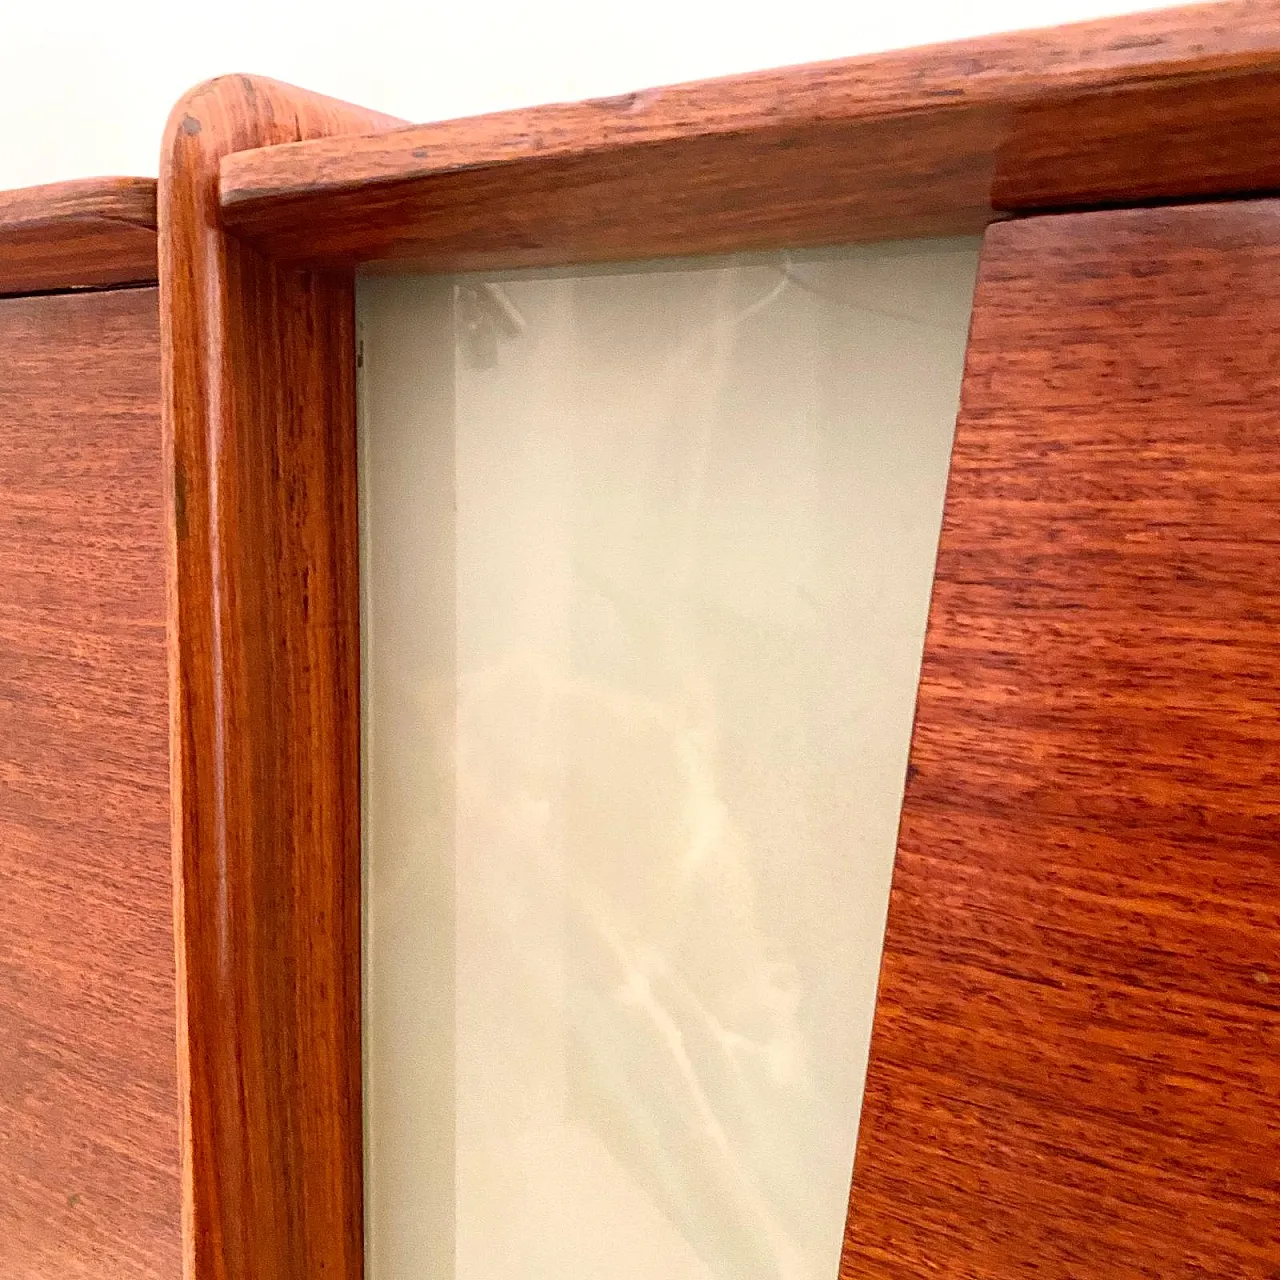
[{"xmin": 160, "ymin": 76, "xmax": 401, "ymax": 1280}]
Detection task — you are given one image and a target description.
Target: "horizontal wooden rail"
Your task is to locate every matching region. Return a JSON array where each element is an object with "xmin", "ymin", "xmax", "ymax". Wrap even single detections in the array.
[
  {"xmin": 219, "ymin": 0, "xmax": 1280, "ymax": 273},
  {"xmin": 0, "ymin": 178, "xmax": 157, "ymax": 294}
]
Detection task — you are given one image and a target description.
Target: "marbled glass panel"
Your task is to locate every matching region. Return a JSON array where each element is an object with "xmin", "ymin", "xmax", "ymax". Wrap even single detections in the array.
[{"xmin": 359, "ymin": 241, "xmax": 979, "ymax": 1280}]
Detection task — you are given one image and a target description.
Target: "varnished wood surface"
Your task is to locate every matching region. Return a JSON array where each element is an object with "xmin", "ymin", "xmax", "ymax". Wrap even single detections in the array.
[
  {"xmin": 161, "ymin": 76, "xmax": 401, "ymax": 1280},
  {"xmin": 0, "ymin": 287, "xmax": 179, "ymax": 1277},
  {"xmin": 220, "ymin": 0, "xmax": 1280, "ymax": 272},
  {"xmin": 842, "ymin": 201, "xmax": 1280, "ymax": 1278},
  {"xmin": 0, "ymin": 178, "xmax": 157, "ymax": 294}
]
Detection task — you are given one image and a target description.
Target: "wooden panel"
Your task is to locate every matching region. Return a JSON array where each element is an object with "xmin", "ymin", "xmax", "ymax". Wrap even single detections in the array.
[
  {"xmin": 219, "ymin": 0, "xmax": 1280, "ymax": 272},
  {"xmin": 0, "ymin": 287, "xmax": 178, "ymax": 1277},
  {"xmin": 160, "ymin": 75, "xmax": 402, "ymax": 1280},
  {"xmin": 0, "ymin": 178, "xmax": 157, "ymax": 295},
  {"xmin": 842, "ymin": 201, "xmax": 1280, "ymax": 1278}
]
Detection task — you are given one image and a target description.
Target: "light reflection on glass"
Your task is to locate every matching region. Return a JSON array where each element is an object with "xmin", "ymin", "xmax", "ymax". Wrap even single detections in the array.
[{"xmin": 360, "ymin": 241, "xmax": 979, "ymax": 1280}]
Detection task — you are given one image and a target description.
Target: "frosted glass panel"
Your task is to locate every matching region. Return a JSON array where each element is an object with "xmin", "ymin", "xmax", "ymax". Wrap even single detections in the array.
[{"xmin": 359, "ymin": 241, "xmax": 980, "ymax": 1280}]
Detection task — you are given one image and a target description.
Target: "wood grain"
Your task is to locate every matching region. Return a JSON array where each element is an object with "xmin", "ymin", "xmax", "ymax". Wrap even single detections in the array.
[
  {"xmin": 0, "ymin": 287, "xmax": 178, "ymax": 1277},
  {"xmin": 0, "ymin": 178, "xmax": 157, "ymax": 294},
  {"xmin": 160, "ymin": 76, "xmax": 402, "ymax": 1280},
  {"xmin": 219, "ymin": 0, "xmax": 1280, "ymax": 272},
  {"xmin": 841, "ymin": 200, "xmax": 1280, "ymax": 1279}
]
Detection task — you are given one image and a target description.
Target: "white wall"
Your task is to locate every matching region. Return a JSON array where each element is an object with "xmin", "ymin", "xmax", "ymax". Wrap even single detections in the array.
[{"xmin": 3, "ymin": 0, "xmax": 1190, "ymax": 191}]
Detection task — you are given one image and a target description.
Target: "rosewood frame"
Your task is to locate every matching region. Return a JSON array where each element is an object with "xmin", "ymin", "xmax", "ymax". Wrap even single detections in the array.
[{"xmin": 5, "ymin": 2, "xmax": 1280, "ymax": 1275}]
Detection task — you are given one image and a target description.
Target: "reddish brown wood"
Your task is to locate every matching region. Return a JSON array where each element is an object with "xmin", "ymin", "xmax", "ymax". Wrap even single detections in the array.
[
  {"xmin": 219, "ymin": 0, "xmax": 1280, "ymax": 272},
  {"xmin": 160, "ymin": 76, "xmax": 402, "ymax": 1280},
  {"xmin": 0, "ymin": 178, "xmax": 157, "ymax": 294},
  {"xmin": 842, "ymin": 200, "xmax": 1280, "ymax": 1279},
  {"xmin": 0, "ymin": 287, "xmax": 178, "ymax": 1277}
]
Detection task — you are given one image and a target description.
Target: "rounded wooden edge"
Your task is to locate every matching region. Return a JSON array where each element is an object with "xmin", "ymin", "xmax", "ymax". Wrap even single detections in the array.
[
  {"xmin": 0, "ymin": 177, "xmax": 157, "ymax": 295},
  {"xmin": 159, "ymin": 74, "xmax": 405, "ymax": 295},
  {"xmin": 161, "ymin": 73, "xmax": 404, "ymax": 200},
  {"xmin": 160, "ymin": 72, "xmax": 403, "ymax": 1280}
]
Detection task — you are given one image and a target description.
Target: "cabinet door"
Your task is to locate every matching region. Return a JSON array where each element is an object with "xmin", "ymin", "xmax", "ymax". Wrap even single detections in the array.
[
  {"xmin": 0, "ymin": 287, "xmax": 179, "ymax": 1278},
  {"xmin": 844, "ymin": 201, "xmax": 1280, "ymax": 1279}
]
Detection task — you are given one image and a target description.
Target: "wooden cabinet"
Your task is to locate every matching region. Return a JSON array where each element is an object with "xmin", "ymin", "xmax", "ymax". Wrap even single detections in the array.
[{"xmin": 2, "ymin": 6, "xmax": 1279, "ymax": 1277}]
